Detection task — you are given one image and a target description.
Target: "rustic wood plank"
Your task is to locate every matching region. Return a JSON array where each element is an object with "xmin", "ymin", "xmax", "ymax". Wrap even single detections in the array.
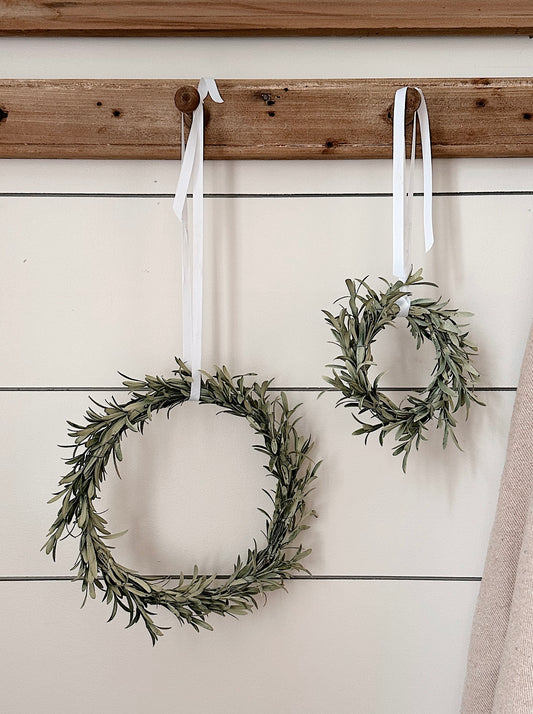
[
  {"xmin": 0, "ymin": 1, "xmax": 532, "ymax": 36},
  {"xmin": 1, "ymin": 78, "xmax": 533, "ymax": 159}
]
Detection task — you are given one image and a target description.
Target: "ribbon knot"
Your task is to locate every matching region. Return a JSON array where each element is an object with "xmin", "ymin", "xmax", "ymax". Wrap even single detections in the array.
[
  {"xmin": 392, "ymin": 86, "xmax": 434, "ymax": 317},
  {"xmin": 173, "ymin": 78, "xmax": 223, "ymax": 400}
]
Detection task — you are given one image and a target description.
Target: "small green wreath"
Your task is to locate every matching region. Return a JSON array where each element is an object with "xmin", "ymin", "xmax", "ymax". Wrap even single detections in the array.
[
  {"xmin": 323, "ymin": 269, "xmax": 483, "ymax": 471},
  {"xmin": 43, "ymin": 361, "xmax": 319, "ymax": 644}
]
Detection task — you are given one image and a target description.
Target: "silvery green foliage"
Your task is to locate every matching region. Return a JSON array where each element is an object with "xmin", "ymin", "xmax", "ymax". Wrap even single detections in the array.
[
  {"xmin": 324, "ymin": 269, "xmax": 483, "ymax": 472},
  {"xmin": 44, "ymin": 361, "xmax": 319, "ymax": 644}
]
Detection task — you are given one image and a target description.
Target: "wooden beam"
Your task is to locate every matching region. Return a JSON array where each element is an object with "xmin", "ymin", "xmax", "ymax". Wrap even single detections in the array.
[
  {"xmin": 1, "ymin": 78, "xmax": 533, "ymax": 159},
  {"xmin": 0, "ymin": 1, "xmax": 532, "ymax": 36}
]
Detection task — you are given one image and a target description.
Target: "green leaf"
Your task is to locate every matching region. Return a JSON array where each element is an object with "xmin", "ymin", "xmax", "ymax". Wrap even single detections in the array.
[
  {"xmin": 102, "ymin": 530, "xmax": 129, "ymax": 540},
  {"xmin": 45, "ymin": 363, "xmax": 321, "ymax": 642}
]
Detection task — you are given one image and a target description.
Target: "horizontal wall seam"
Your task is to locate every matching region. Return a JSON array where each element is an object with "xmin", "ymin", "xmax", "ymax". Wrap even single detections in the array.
[
  {"xmin": 0, "ymin": 575, "xmax": 482, "ymax": 582},
  {"xmin": 0, "ymin": 191, "xmax": 532, "ymax": 199},
  {"xmin": 0, "ymin": 386, "xmax": 518, "ymax": 392}
]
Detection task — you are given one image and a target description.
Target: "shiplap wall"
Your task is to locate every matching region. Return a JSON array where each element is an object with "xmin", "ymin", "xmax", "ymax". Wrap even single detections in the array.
[{"xmin": 1, "ymin": 35, "xmax": 533, "ymax": 714}]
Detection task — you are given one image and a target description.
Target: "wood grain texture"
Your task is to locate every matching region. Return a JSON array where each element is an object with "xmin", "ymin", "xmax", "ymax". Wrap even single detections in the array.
[
  {"xmin": 1, "ymin": 78, "xmax": 533, "ymax": 159},
  {"xmin": 0, "ymin": 1, "xmax": 532, "ymax": 36}
]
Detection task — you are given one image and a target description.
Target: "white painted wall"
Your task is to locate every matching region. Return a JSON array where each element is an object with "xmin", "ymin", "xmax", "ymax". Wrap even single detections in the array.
[{"xmin": 1, "ymin": 35, "xmax": 532, "ymax": 714}]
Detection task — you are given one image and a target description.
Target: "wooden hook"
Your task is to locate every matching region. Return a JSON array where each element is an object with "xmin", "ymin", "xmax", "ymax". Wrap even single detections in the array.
[
  {"xmin": 174, "ymin": 85, "xmax": 200, "ymax": 114},
  {"xmin": 405, "ymin": 87, "xmax": 421, "ymax": 115},
  {"xmin": 386, "ymin": 86, "xmax": 422, "ymax": 125}
]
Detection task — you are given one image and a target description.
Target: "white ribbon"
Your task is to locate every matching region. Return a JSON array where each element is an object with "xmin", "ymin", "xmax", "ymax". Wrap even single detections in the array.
[
  {"xmin": 173, "ymin": 78, "xmax": 223, "ymax": 401},
  {"xmin": 392, "ymin": 86, "xmax": 434, "ymax": 317}
]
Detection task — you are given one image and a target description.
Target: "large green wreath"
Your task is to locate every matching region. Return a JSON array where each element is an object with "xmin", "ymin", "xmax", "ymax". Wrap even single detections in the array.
[
  {"xmin": 43, "ymin": 361, "xmax": 319, "ymax": 644},
  {"xmin": 324, "ymin": 270, "xmax": 483, "ymax": 471}
]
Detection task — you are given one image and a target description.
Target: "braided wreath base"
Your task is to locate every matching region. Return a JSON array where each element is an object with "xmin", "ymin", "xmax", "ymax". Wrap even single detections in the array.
[
  {"xmin": 323, "ymin": 269, "xmax": 483, "ymax": 472},
  {"xmin": 43, "ymin": 361, "xmax": 319, "ymax": 644}
]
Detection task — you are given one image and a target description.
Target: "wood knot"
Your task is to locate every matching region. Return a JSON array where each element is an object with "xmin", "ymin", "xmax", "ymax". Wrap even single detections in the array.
[{"xmin": 260, "ymin": 92, "xmax": 276, "ymax": 106}]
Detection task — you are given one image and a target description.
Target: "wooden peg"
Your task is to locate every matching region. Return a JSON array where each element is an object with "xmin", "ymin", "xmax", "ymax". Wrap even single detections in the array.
[
  {"xmin": 386, "ymin": 86, "xmax": 422, "ymax": 125},
  {"xmin": 174, "ymin": 85, "xmax": 200, "ymax": 114},
  {"xmin": 405, "ymin": 87, "xmax": 421, "ymax": 117}
]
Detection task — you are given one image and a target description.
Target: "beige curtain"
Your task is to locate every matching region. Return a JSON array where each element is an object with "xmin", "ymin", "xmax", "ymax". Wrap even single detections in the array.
[{"xmin": 462, "ymin": 322, "xmax": 533, "ymax": 713}]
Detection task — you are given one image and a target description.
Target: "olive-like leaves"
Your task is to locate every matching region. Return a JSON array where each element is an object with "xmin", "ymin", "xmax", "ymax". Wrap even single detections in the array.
[
  {"xmin": 324, "ymin": 269, "xmax": 483, "ymax": 471},
  {"xmin": 44, "ymin": 361, "xmax": 319, "ymax": 644}
]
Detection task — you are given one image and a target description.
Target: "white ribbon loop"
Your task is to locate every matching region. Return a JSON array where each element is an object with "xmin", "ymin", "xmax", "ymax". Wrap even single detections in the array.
[
  {"xmin": 173, "ymin": 78, "xmax": 223, "ymax": 401},
  {"xmin": 392, "ymin": 86, "xmax": 434, "ymax": 318}
]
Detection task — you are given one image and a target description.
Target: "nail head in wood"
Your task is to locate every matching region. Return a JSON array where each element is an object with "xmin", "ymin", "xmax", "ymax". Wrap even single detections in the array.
[{"xmin": 174, "ymin": 85, "xmax": 200, "ymax": 114}]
